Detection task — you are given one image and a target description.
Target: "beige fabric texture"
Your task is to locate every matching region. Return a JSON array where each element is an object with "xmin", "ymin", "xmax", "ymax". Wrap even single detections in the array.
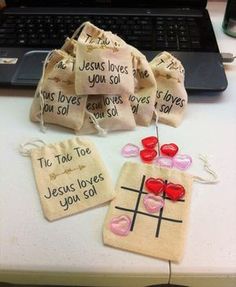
[
  {"xmin": 30, "ymin": 137, "xmax": 115, "ymax": 221},
  {"xmin": 75, "ymin": 22, "xmax": 134, "ymax": 96},
  {"xmin": 150, "ymin": 51, "xmax": 188, "ymax": 127},
  {"xmin": 30, "ymin": 47, "xmax": 87, "ymax": 132},
  {"xmin": 129, "ymin": 45, "xmax": 157, "ymax": 126},
  {"xmin": 103, "ymin": 162, "xmax": 193, "ymax": 262},
  {"xmin": 78, "ymin": 94, "xmax": 136, "ymax": 134}
]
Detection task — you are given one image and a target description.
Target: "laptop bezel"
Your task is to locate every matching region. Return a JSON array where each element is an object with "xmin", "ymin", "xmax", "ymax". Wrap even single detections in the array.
[{"xmin": 5, "ymin": 0, "xmax": 208, "ymax": 9}]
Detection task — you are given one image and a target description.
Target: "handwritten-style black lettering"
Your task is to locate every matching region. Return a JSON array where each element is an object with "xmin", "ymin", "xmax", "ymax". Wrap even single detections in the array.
[
  {"xmin": 55, "ymin": 153, "xmax": 73, "ymax": 164},
  {"xmin": 88, "ymin": 74, "xmax": 106, "ymax": 88},
  {"xmin": 83, "ymin": 185, "xmax": 97, "ymax": 199},
  {"xmin": 78, "ymin": 60, "xmax": 106, "ymax": 72},
  {"xmin": 60, "ymin": 194, "xmax": 80, "ymax": 211},
  {"xmin": 44, "ymin": 183, "xmax": 75, "ymax": 199},
  {"xmin": 37, "ymin": 157, "xmax": 52, "ymax": 168},
  {"xmin": 73, "ymin": 146, "xmax": 91, "ymax": 158}
]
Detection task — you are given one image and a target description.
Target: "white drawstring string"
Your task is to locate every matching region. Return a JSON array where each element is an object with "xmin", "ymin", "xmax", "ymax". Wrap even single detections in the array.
[
  {"xmin": 19, "ymin": 139, "xmax": 46, "ymax": 157},
  {"xmin": 193, "ymin": 154, "xmax": 219, "ymax": 184},
  {"xmin": 85, "ymin": 109, "xmax": 107, "ymax": 136},
  {"xmin": 71, "ymin": 21, "xmax": 90, "ymax": 40}
]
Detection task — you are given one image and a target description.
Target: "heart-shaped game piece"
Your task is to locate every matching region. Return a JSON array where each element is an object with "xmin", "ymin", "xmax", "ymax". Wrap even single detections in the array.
[
  {"xmin": 121, "ymin": 143, "xmax": 140, "ymax": 158},
  {"xmin": 143, "ymin": 194, "xmax": 164, "ymax": 213},
  {"xmin": 160, "ymin": 143, "xmax": 179, "ymax": 157},
  {"xmin": 140, "ymin": 149, "xmax": 157, "ymax": 162},
  {"xmin": 165, "ymin": 183, "xmax": 185, "ymax": 201},
  {"xmin": 141, "ymin": 136, "xmax": 158, "ymax": 149},
  {"xmin": 155, "ymin": 156, "xmax": 173, "ymax": 168},
  {"xmin": 173, "ymin": 154, "xmax": 192, "ymax": 170},
  {"xmin": 145, "ymin": 178, "xmax": 165, "ymax": 195},
  {"xmin": 109, "ymin": 215, "xmax": 131, "ymax": 236}
]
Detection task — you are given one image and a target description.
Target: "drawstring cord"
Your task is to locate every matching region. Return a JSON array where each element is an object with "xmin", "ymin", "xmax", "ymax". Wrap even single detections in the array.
[
  {"xmin": 19, "ymin": 139, "xmax": 46, "ymax": 157},
  {"xmin": 85, "ymin": 109, "xmax": 107, "ymax": 136},
  {"xmin": 71, "ymin": 21, "xmax": 90, "ymax": 40},
  {"xmin": 193, "ymin": 154, "xmax": 219, "ymax": 184},
  {"xmin": 153, "ymin": 109, "xmax": 218, "ymax": 184}
]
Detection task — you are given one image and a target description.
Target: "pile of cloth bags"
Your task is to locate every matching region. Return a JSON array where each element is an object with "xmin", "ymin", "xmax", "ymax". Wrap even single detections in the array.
[{"xmin": 30, "ymin": 21, "xmax": 188, "ymax": 134}]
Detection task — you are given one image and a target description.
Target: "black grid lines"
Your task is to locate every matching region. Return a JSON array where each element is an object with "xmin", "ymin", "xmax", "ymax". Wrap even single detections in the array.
[{"xmin": 115, "ymin": 175, "xmax": 184, "ymax": 238}]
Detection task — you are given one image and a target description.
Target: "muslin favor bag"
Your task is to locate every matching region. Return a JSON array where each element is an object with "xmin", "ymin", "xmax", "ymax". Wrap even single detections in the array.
[
  {"xmin": 103, "ymin": 162, "xmax": 192, "ymax": 262},
  {"xmin": 103, "ymin": 160, "xmax": 218, "ymax": 262},
  {"xmin": 30, "ymin": 44, "xmax": 87, "ymax": 133},
  {"xmin": 129, "ymin": 45, "xmax": 157, "ymax": 126},
  {"xmin": 150, "ymin": 51, "xmax": 188, "ymax": 127},
  {"xmin": 19, "ymin": 137, "xmax": 115, "ymax": 221},
  {"xmin": 74, "ymin": 22, "xmax": 134, "ymax": 96},
  {"xmin": 78, "ymin": 94, "xmax": 136, "ymax": 134}
]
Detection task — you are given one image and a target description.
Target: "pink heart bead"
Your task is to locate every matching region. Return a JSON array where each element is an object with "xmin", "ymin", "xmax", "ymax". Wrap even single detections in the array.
[
  {"xmin": 109, "ymin": 215, "xmax": 131, "ymax": 236},
  {"xmin": 121, "ymin": 143, "xmax": 140, "ymax": 158},
  {"xmin": 173, "ymin": 154, "xmax": 192, "ymax": 170},
  {"xmin": 143, "ymin": 194, "xmax": 164, "ymax": 213},
  {"xmin": 155, "ymin": 156, "xmax": 173, "ymax": 168}
]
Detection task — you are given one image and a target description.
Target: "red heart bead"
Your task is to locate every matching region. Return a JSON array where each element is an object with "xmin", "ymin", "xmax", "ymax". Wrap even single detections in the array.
[
  {"xmin": 165, "ymin": 183, "xmax": 185, "ymax": 201},
  {"xmin": 141, "ymin": 136, "xmax": 158, "ymax": 149},
  {"xmin": 145, "ymin": 178, "xmax": 165, "ymax": 195},
  {"xmin": 160, "ymin": 143, "xmax": 179, "ymax": 157},
  {"xmin": 140, "ymin": 149, "xmax": 157, "ymax": 162}
]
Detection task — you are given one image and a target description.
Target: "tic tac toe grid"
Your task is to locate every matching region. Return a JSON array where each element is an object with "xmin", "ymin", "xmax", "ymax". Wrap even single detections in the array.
[{"xmin": 115, "ymin": 175, "xmax": 184, "ymax": 237}]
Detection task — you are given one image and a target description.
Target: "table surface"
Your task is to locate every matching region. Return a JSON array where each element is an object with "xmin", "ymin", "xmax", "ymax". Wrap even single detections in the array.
[{"xmin": 0, "ymin": 2, "xmax": 236, "ymax": 287}]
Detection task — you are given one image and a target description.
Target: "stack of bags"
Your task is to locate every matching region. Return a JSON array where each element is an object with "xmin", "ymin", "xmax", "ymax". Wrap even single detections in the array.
[{"xmin": 30, "ymin": 22, "xmax": 188, "ymax": 134}]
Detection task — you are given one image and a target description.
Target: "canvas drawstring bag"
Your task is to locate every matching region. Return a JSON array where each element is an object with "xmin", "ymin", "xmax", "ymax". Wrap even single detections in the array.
[
  {"xmin": 30, "ymin": 45, "xmax": 87, "ymax": 133},
  {"xmin": 103, "ymin": 159, "xmax": 218, "ymax": 262},
  {"xmin": 129, "ymin": 45, "xmax": 157, "ymax": 126},
  {"xmin": 62, "ymin": 24, "xmax": 137, "ymax": 135},
  {"xmin": 19, "ymin": 137, "xmax": 115, "ymax": 221},
  {"xmin": 150, "ymin": 51, "xmax": 188, "ymax": 127},
  {"xmin": 78, "ymin": 94, "xmax": 136, "ymax": 134},
  {"xmin": 74, "ymin": 22, "xmax": 134, "ymax": 96}
]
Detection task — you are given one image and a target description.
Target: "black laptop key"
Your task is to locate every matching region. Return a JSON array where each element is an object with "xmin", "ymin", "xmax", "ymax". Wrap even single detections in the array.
[
  {"xmin": 167, "ymin": 36, "xmax": 177, "ymax": 42},
  {"xmin": 0, "ymin": 28, "xmax": 15, "ymax": 33},
  {"xmin": 28, "ymin": 39, "xmax": 41, "ymax": 46},
  {"xmin": 0, "ymin": 33, "xmax": 15, "ymax": 39},
  {"xmin": 167, "ymin": 42, "xmax": 178, "ymax": 49},
  {"xmin": 2, "ymin": 23, "xmax": 15, "ymax": 28},
  {"xmin": 179, "ymin": 42, "xmax": 190, "ymax": 49},
  {"xmin": 179, "ymin": 36, "xmax": 189, "ymax": 43},
  {"xmin": 156, "ymin": 42, "xmax": 168, "ymax": 49},
  {"xmin": 191, "ymin": 39, "xmax": 201, "ymax": 48},
  {"xmin": 156, "ymin": 35, "xmax": 165, "ymax": 42},
  {"xmin": 156, "ymin": 30, "xmax": 165, "ymax": 36}
]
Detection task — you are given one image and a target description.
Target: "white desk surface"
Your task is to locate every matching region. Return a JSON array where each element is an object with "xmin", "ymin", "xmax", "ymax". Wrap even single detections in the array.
[{"xmin": 0, "ymin": 2, "xmax": 236, "ymax": 287}]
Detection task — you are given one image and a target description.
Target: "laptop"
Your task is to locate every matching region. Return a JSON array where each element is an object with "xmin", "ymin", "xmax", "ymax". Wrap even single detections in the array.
[{"xmin": 0, "ymin": 0, "xmax": 228, "ymax": 92}]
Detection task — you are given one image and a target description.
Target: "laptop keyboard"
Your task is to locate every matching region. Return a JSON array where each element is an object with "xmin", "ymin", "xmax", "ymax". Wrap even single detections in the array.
[{"xmin": 0, "ymin": 14, "xmax": 202, "ymax": 51}]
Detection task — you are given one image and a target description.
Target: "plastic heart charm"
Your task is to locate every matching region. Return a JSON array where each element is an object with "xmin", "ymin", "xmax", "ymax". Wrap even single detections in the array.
[
  {"xmin": 173, "ymin": 154, "xmax": 192, "ymax": 170},
  {"xmin": 143, "ymin": 194, "xmax": 164, "ymax": 213},
  {"xmin": 109, "ymin": 215, "xmax": 131, "ymax": 236},
  {"xmin": 145, "ymin": 178, "xmax": 165, "ymax": 195},
  {"xmin": 165, "ymin": 183, "xmax": 185, "ymax": 201},
  {"xmin": 160, "ymin": 143, "xmax": 179, "ymax": 157},
  {"xmin": 141, "ymin": 136, "xmax": 158, "ymax": 149},
  {"xmin": 155, "ymin": 156, "xmax": 173, "ymax": 168},
  {"xmin": 140, "ymin": 149, "xmax": 157, "ymax": 162},
  {"xmin": 121, "ymin": 143, "xmax": 140, "ymax": 158}
]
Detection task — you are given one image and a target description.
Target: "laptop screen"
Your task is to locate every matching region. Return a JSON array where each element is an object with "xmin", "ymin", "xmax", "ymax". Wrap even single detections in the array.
[{"xmin": 6, "ymin": 0, "xmax": 207, "ymax": 9}]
